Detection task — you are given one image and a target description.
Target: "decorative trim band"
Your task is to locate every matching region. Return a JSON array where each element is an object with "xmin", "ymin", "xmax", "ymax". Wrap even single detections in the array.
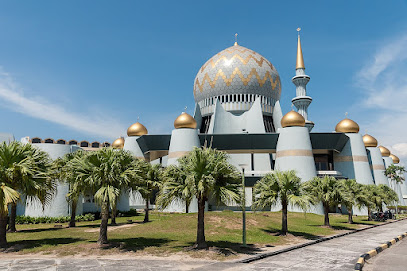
[
  {"xmin": 335, "ymin": 155, "xmax": 368, "ymax": 163},
  {"xmin": 372, "ymin": 164, "xmax": 386, "ymax": 170},
  {"xmin": 168, "ymin": 151, "xmax": 190, "ymax": 159},
  {"xmin": 276, "ymin": 149, "xmax": 313, "ymax": 158}
]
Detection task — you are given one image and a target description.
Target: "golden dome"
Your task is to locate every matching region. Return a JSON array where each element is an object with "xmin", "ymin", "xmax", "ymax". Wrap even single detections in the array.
[
  {"xmin": 335, "ymin": 118, "xmax": 359, "ymax": 133},
  {"xmin": 127, "ymin": 122, "xmax": 148, "ymax": 137},
  {"xmin": 378, "ymin": 146, "xmax": 390, "ymax": 157},
  {"xmin": 389, "ymin": 154, "xmax": 400, "ymax": 164},
  {"xmin": 281, "ymin": 111, "xmax": 305, "ymax": 128},
  {"xmin": 174, "ymin": 112, "xmax": 197, "ymax": 129},
  {"xmin": 112, "ymin": 137, "xmax": 125, "ymax": 149},
  {"xmin": 362, "ymin": 134, "xmax": 378, "ymax": 148}
]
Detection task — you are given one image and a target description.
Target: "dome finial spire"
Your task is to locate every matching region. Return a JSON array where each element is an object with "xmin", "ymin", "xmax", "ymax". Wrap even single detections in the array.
[
  {"xmin": 296, "ymin": 28, "xmax": 305, "ymax": 69},
  {"xmin": 234, "ymin": 33, "xmax": 238, "ymax": 46}
]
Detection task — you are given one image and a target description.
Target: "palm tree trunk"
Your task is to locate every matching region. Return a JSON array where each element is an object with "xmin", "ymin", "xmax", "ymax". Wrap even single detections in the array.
[
  {"xmin": 0, "ymin": 215, "xmax": 8, "ymax": 248},
  {"xmin": 69, "ymin": 200, "xmax": 77, "ymax": 228},
  {"xmin": 143, "ymin": 197, "xmax": 149, "ymax": 223},
  {"xmin": 186, "ymin": 201, "xmax": 189, "ymax": 214},
  {"xmin": 281, "ymin": 199, "xmax": 288, "ymax": 235},
  {"xmin": 323, "ymin": 202, "xmax": 330, "ymax": 227},
  {"xmin": 194, "ymin": 196, "xmax": 207, "ymax": 249},
  {"xmin": 97, "ymin": 199, "xmax": 109, "ymax": 245},
  {"xmin": 368, "ymin": 208, "xmax": 372, "ymax": 221},
  {"xmin": 8, "ymin": 202, "xmax": 17, "ymax": 232},
  {"xmin": 347, "ymin": 206, "xmax": 353, "ymax": 224},
  {"xmin": 111, "ymin": 205, "xmax": 117, "ymax": 225}
]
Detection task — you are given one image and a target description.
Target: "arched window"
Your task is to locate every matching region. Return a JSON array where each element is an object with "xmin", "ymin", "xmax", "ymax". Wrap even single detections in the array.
[
  {"xmin": 69, "ymin": 140, "xmax": 78, "ymax": 145},
  {"xmin": 103, "ymin": 142, "xmax": 111, "ymax": 147},
  {"xmin": 44, "ymin": 138, "xmax": 54, "ymax": 144},
  {"xmin": 31, "ymin": 137, "xmax": 42, "ymax": 143},
  {"xmin": 91, "ymin": 142, "xmax": 100, "ymax": 148},
  {"xmin": 80, "ymin": 141, "xmax": 89, "ymax": 148},
  {"xmin": 56, "ymin": 139, "xmax": 66, "ymax": 145}
]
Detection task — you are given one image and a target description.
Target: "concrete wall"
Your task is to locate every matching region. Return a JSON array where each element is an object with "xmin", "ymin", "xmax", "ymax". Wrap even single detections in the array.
[{"xmin": 18, "ymin": 144, "xmax": 82, "ymax": 217}]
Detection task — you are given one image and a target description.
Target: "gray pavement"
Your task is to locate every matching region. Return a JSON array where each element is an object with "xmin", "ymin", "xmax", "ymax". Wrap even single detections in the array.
[
  {"xmin": 363, "ymin": 237, "xmax": 407, "ymax": 271},
  {"xmin": 1, "ymin": 219, "xmax": 407, "ymax": 271}
]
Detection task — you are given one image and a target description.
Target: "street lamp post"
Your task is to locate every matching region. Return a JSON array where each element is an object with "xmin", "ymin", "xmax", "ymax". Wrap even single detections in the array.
[{"xmin": 239, "ymin": 164, "xmax": 248, "ymax": 247}]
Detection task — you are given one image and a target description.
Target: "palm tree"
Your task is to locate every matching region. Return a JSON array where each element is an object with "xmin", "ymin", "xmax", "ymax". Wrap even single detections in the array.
[
  {"xmin": 0, "ymin": 141, "xmax": 53, "ymax": 247},
  {"xmin": 252, "ymin": 170, "xmax": 309, "ymax": 235},
  {"xmin": 0, "ymin": 183, "xmax": 19, "ymax": 248},
  {"xmin": 158, "ymin": 147, "xmax": 241, "ymax": 249},
  {"xmin": 303, "ymin": 176, "xmax": 345, "ymax": 227},
  {"xmin": 70, "ymin": 148, "xmax": 141, "ymax": 245},
  {"xmin": 132, "ymin": 162, "xmax": 162, "ymax": 223},
  {"xmin": 338, "ymin": 179, "xmax": 368, "ymax": 224},
  {"xmin": 377, "ymin": 184, "xmax": 399, "ymax": 211},
  {"xmin": 1, "ymin": 142, "xmax": 53, "ymax": 233},
  {"xmin": 53, "ymin": 150, "xmax": 86, "ymax": 228},
  {"xmin": 362, "ymin": 185, "xmax": 378, "ymax": 221},
  {"xmin": 159, "ymin": 164, "xmax": 194, "ymax": 213}
]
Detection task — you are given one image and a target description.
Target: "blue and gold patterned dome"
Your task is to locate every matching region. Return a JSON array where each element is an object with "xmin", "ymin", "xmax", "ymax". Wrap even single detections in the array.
[{"xmin": 193, "ymin": 43, "xmax": 281, "ymax": 116}]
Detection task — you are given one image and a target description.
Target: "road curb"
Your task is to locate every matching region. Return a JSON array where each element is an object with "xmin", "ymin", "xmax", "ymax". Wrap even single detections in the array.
[
  {"xmin": 354, "ymin": 231, "xmax": 407, "ymax": 270},
  {"xmin": 236, "ymin": 217, "xmax": 407, "ymax": 264}
]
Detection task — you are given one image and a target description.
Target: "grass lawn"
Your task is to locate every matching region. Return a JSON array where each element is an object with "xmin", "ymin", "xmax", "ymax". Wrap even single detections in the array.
[{"xmin": 3, "ymin": 211, "xmax": 383, "ymax": 259}]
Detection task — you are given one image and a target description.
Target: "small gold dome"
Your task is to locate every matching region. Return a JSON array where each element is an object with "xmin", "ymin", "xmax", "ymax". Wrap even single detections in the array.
[
  {"xmin": 174, "ymin": 112, "xmax": 197, "ymax": 129},
  {"xmin": 112, "ymin": 137, "xmax": 125, "ymax": 149},
  {"xmin": 281, "ymin": 111, "xmax": 305, "ymax": 128},
  {"xmin": 378, "ymin": 145, "xmax": 390, "ymax": 157},
  {"xmin": 362, "ymin": 134, "xmax": 378, "ymax": 148},
  {"xmin": 127, "ymin": 122, "xmax": 148, "ymax": 137},
  {"xmin": 335, "ymin": 118, "xmax": 359, "ymax": 133},
  {"xmin": 389, "ymin": 154, "xmax": 400, "ymax": 164}
]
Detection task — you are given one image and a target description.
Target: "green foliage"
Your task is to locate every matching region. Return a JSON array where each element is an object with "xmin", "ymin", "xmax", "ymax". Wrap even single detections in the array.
[
  {"xmin": 15, "ymin": 213, "xmax": 96, "ymax": 224},
  {"xmin": 384, "ymin": 164, "xmax": 406, "ymax": 184},
  {"xmin": 302, "ymin": 176, "xmax": 345, "ymax": 207},
  {"xmin": 158, "ymin": 147, "xmax": 241, "ymax": 208},
  {"xmin": 252, "ymin": 170, "xmax": 309, "ymax": 211},
  {"xmin": 0, "ymin": 141, "xmax": 53, "ymax": 215}
]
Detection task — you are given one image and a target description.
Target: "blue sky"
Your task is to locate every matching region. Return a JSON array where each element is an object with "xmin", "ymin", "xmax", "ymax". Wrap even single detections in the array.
[{"xmin": 0, "ymin": 1, "xmax": 407, "ymax": 160}]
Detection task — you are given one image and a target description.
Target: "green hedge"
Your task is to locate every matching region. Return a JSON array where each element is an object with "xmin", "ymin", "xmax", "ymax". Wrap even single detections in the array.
[{"xmin": 15, "ymin": 213, "xmax": 95, "ymax": 224}]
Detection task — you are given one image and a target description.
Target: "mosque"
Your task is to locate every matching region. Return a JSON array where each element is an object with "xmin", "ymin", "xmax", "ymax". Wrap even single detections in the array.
[{"xmin": 8, "ymin": 32, "xmax": 406, "ymax": 217}]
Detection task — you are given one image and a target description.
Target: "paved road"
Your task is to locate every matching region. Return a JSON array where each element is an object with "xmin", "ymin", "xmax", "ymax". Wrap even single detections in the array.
[
  {"xmin": 363, "ymin": 236, "xmax": 407, "ymax": 271},
  {"xmin": 235, "ymin": 219, "xmax": 407, "ymax": 271},
  {"xmin": 1, "ymin": 220, "xmax": 407, "ymax": 271}
]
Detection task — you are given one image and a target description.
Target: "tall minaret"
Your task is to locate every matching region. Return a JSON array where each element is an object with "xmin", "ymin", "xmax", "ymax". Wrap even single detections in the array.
[{"xmin": 292, "ymin": 28, "xmax": 314, "ymax": 131}]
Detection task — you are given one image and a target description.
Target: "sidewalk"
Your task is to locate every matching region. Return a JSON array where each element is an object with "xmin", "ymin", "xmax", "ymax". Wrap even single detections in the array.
[{"xmin": 363, "ymin": 237, "xmax": 407, "ymax": 271}]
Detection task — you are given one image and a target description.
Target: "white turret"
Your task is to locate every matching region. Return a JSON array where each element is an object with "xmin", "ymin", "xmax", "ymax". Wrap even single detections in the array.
[{"xmin": 274, "ymin": 110, "xmax": 323, "ymax": 214}]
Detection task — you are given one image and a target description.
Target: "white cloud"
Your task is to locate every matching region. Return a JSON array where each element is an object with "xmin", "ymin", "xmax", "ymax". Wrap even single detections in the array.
[
  {"xmin": 356, "ymin": 34, "xmax": 407, "ymax": 162},
  {"xmin": 0, "ymin": 70, "xmax": 126, "ymax": 139}
]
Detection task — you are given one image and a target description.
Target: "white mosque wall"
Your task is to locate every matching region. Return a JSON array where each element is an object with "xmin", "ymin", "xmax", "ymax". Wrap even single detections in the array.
[
  {"xmin": 123, "ymin": 136, "xmax": 144, "ymax": 158},
  {"xmin": 19, "ymin": 144, "xmax": 82, "ymax": 217},
  {"xmin": 274, "ymin": 126, "xmax": 323, "ymax": 215},
  {"xmin": 272, "ymin": 101, "xmax": 283, "ymax": 131},
  {"xmin": 367, "ymin": 147, "xmax": 389, "ymax": 186},
  {"xmin": 167, "ymin": 128, "xmax": 200, "ymax": 166},
  {"xmin": 333, "ymin": 134, "xmax": 374, "ymax": 186}
]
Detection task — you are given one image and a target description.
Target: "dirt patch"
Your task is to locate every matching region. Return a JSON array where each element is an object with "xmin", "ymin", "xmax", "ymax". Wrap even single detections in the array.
[{"xmin": 84, "ymin": 223, "xmax": 138, "ymax": 233}]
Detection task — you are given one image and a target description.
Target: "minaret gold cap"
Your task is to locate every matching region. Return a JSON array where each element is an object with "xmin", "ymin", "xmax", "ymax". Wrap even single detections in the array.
[
  {"xmin": 296, "ymin": 29, "xmax": 305, "ymax": 69},
  {"xmin": 174, "ymin": 112, "xmax": 197, "ymax": 129},
  {"xmin": 281, "ymin": 110, "xmax": 305, "ymax": 128},
  {"xmin": 389, "ymin": 154, "xmax": 400, "ymax": 164},
  {"xmin": 378, "ymin": 146, "xmax": 391, "ymax": 157},
  {"xmin": 127, "ymin": 122, "xmax": 148, "ymax": 137},
  {"xmin": 362, "ymin": 134, "xmax": 378, "ymax": 148},
  {"xmin": 335, "ymin": 118, "xmax": 359, "ymax": 133},
  {"xmin": 112, "ymin": 137, "xmax": 125, "ymax": 149}
]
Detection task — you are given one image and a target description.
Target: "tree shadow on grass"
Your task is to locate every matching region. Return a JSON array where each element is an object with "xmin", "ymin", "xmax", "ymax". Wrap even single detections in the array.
[
  {"xmin": 94, "ymin": 237, "xmax": 173, "ymax": 252},
  {"xmin": 6, "ymin": 238, "xmax": 83, "ymax": 252},
  {"xmin": 13, "ymin": 227, "xmax": 65, "ymax": 234},
  {"xmin": 75, "ymin": 221, "xmax": 145, "ymax": 229},
  {"xmin": 176, "ymin": 241, "xmax": 262, "ymax": 256},
  {"xmin": 261, "ymin": 227, "xmax": 322, "ymax": 240}
]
